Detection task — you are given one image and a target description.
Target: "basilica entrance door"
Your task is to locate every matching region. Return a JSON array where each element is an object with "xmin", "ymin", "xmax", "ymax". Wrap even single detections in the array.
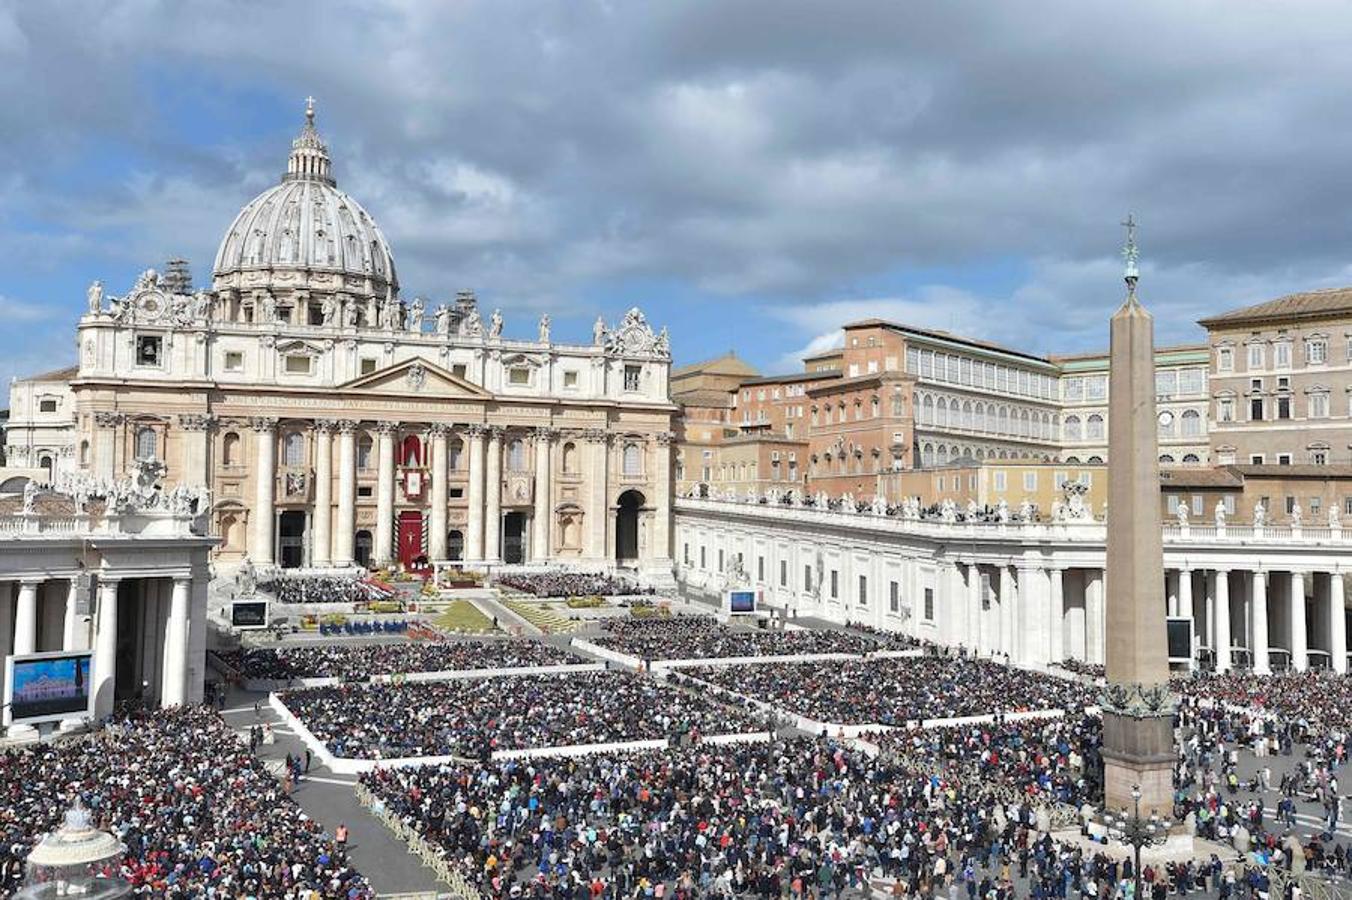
[
  {"xmin": 503, "ymin": 512, "xmax": 526, "ymax": 564},
  {"xmin": 398, "ymin": 511, "xmax": 426, "ymax": 571},
  {"xmin": 278, "ymin": 511, "xmax": 306, "ymax": 569}
]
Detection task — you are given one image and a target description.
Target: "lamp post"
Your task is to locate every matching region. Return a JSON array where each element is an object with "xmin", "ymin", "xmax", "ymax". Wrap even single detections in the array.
[{"xmin": 1103, "ymin": 784, "xmax": 1169, "ymax": 900}]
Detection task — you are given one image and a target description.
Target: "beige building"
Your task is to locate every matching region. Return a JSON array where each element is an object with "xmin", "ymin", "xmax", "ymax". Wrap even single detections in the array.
[
  {"xmin": 1201, "ymin": 287, "xmax": 1352, "ymax": 467},
  {"xmin": 25, "ymin": 102, "xmax": 677, "ymax": 577},
  {"xmin": 4, "ymin": 366, "xmax": 78, "ymax": 482}
]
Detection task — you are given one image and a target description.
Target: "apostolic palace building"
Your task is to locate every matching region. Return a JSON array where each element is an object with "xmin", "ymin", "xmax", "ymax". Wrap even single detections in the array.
[{"xmin": 9, "ymin": 102, "xmax": 676, "ymax": 578}]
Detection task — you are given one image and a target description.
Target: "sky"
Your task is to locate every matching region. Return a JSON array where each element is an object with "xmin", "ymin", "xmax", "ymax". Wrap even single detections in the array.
[{"xmin": 6, "ymin": 1, "xmax": 1352, "ymax": 386}]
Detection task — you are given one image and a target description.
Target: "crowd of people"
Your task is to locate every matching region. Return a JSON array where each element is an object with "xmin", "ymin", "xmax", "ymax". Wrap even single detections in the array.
[
  {"xmin": 281, "ymin": 671, "xmax": 763, "ymax": 759},
  {"xmin": 590, "ymin": 616, "xmax": 914, "ymax": 660},
  {"xmin": 495, "ymin": 570, "xmax": 655, "ymax": 598},
  {"xmin": 262, "ymin": 574, "xmax": 381, "ymax": 605},
  {"xmin": 686, "ymin": 656, "xmax": 1093, "ymax": 726},
  {"xmin": 1174, "ymin": 671, "xmax": 1352, "ymax": 737},
  {"xmin": 220, "ymin": 639, "xmax": 580, "ymax": 680},
  {"xmin": 0, "ymin": 707, "xmax": 371, "ymax": 898}
]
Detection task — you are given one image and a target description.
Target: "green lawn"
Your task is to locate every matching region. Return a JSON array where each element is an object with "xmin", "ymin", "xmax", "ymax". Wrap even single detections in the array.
[{"xmin": 432, "ymin": 599, "xmax": 497, "ymax": 634}]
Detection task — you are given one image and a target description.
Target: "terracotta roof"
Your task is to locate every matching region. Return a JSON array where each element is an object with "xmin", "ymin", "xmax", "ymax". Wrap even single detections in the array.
[
  {"xmin": 1049, "ymin": 342, "xmax": 1209, "ymax": 363},
  {"xmin": 1233, "ymin": 464, "xmax": 1352, "ymax": 479},
  {"xmin": 1198, "ymin": 287, "xmax": 1352, "ymax": 328},
  {"xmin": 739, "ymin": 371, "xmax": 840, "ymax": 386},
  {"xmin": 1158, "ymin": 467, "xmax": 1244, "ymax": 488},
  {"xmin": 844, "ymin": 318, "xmax": 1052, "ymax": 365},
  {"xmin": 20, "ymin": 365, "xmax": 78, "ymax": 383},
  {"xmin": 673, "ymin": 388, "xmax": 734, "ymax": 408},
  {"xmin": 671, "ymin": 353, "xmax": 760, "ymax": 379}
]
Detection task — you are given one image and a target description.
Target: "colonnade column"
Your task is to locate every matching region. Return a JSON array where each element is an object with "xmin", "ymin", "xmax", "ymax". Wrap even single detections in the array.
[
  {"xmin": 92, "ymin": 578, "xmax": 120, "ymax": 719},
  {"xmin": 177, "ymin": 414, "xmax": 215, "ymax": 487},
  {"xmin": 1049, "ymin": 568, "xmax": 1065, "ymax": 666},
  {"xmin": 1178, "ymin": 568, "xmax": 1194, "ymax": 663},
  {"xmin": 484, "ymin": 427, "xmax": 503, "ymax": 563},
  {"xmin": 1166, "ymin": 570, "xmax": 1179, "ymax": 617},
  {"xmin": 466, "ymin": 425, "xmax": 486, "ymax": 561},
  {"xmin": 311, "ymin": 420, "xmax": 334, "ymax": 567},
  {"xmin": 531, "ymin": 428, "xmax": 554, "ymax": 562},
  {"xmin": 1331, "ymin": 571, "xmax": 1347, "ymax": 674},
  {"xmin": 1086, "ymin": 569, "xmax": 1105, "ymax": 666},
  {"xmin": 374, "ymin": 421, "xmax": 397, "ymax": 565},
  {"xmin": 160, "ymin": 577, "xmax": 190, "ymax": 707},
  {"xmin": 1214, "ymin": 570, "xmax": 1232, "ymax": 673},
  {"xmin": 1065, "ymin": 572, "xmax": 1086, "ymax": 661},
  {"xmin": 429, "ymin": 424, "xmax": 449, "ymax": 562},
  {"xmin": 249, "ymin": 417, "xmax": 277, "ymax": 566},
  {"xmin": 651, "ymin": 432, "xmax": 673, "ymax": 565},
  {"xmin": 0, "ymin": 584, "xmax": 11, "ymax": 707},
  {"xmin": 334, "ymin": 421, "xmax": 357, "ymax": 566},
  {"xmin": 1290, "ymin": 571, "xmax": 1308, "ymax": 672},
  {"xmin": 11, "ymin": 579, "xmax": 39, "ymax": 657},
  {"xmin": 1252, "ymin": 570, "xmax": 1270, "ymax": 674},
  {"xmin": 63, "ymin": 577, "xmax": 84, "ymax": 651},
  {"xmin": 999, "ymin": 565, "xmax": 1016, "ymax": 661},
  {"xmin": 967, "ymin": 563, "xmax": 983, "ymax": 655}
]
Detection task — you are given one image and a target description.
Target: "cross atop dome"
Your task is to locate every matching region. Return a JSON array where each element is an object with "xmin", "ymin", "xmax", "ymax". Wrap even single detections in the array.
[{"xmin": 285, "ymin": 96, "xmax": 334, "ymax": 186}]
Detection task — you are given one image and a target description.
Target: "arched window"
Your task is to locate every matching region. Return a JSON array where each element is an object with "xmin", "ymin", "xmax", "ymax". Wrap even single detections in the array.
[
  {"xmin": 622, "ymin": 443, "xmax": 642, "ymax": 476},
  {"xmin": 223, "ymin": 432, "xmax": 241, "ymax": 467},
  {"xmin": 1181, "ymin": 409, "xmax": 1201, "ymax": 436},
  {"xmin": 1065, "ymin": 456, "xmax": 1080, "ymax": 464},
  {"xmin": 283, "ymin": 431, "xmax": 305, "ymax": 466},
  {"xmin": 1086, "ymin": 455, "xmax": 1103, "ymax": 464},
  {"xmin": 962, "ymin": 400, "xmax": 973, "ymax": 428},
  {"xmin": 357, "ymin": 434, "xmax": 374, "ymax": 470},
  {"xmin": 135, "ymin": 426, "xmax": 157, "ymax": 461},
  {"xmin": 1159, "ymin": 454, "xmax": 1175, "ymax": 465},
  {"xmin": 872, "ymin": 397, "xmax": 880, "ymax": 418},
  {"xmin": 1086, "ymin": 414, "xmax": 1104, "ymax": 440},
  {"xmin": 562, "ymin": 442, "xmax": 578, "ymax": 474},
  {"xmin": 450, "ymin": 439, "xmax": 464, "ymax": 470},
  {"xmin": 1020, "ymin": 409, "xmax": 1031, "ymax": 437},
  {"xmin": 998, "ymin": 406, "xmax": 1009, "ymax": 434},
  {"xmin": 507, "ymin": 439, "xmax": 526, "ymax": 471},
  {"xmin": 921, "ymin": 395, "xmax": 933, "ymax": 425},
  {"xmin": 974, "ymin": 402, "xmax": 986, "ymax": 432},
  {"xmin": 936, "ymin": 397, "xmax": 948, "ymax": 428},
  {"xmin": 79, "ymin": 440, "xmax": 90, "ymax": 466},
  {"xmin": 1158, "ymin": 413, "xmax": 1175, "ymax": 438},
  {"xmin": 401, "ymin": 434, "xmax": 422, "ymax": 466},
  {"xmin": 1064, "ymin": 416, "xmax": 1082, "ymax": 442},
  {"xmin": 1182, "ymin": 453, "xmax": 1200, "ymax": 464},
  {"xmin": 922, "ymin": 443, "xmax": 934, "ymax": 466},
  {"xmin": 39, "ymin": 455, "xmax": 53, "ymax": 480}
]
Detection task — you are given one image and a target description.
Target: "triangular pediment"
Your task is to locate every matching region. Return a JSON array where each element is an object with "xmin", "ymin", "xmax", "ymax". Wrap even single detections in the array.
[{"xmin": 337, "ymin": 357, "xmax": 492, "ymax": 399}]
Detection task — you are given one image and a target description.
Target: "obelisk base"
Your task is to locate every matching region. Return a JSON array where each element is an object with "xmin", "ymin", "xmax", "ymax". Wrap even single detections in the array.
[{"xmin": 1101, "ymin": 710, "xmax": 1174, "ymax": 816}]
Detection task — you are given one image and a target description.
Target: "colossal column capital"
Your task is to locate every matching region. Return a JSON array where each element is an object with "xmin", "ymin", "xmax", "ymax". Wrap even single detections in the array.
[
  {"xmin": 177, "ymin": 413, "xmax": 217, "ymax": 432},
  {"xmin": 94, "ymin": 412, "xmax": 126, "ymax": 428},
  {"xmin": 313, "ymin": 418, "xmax": 337, "ymax": 434},
  {"xmin": 428, "ymin": 422, "xmax": 451, "ymax": 437},
  {"xmin": 336, "ymin": 419, "xmax": 360, "ymax": 434},
  {"xmin": 374, "ymin": 420, "xmax": 401, "ymax": 436},
  {"xmin": 249, "ymin": 416, "xmax": 279, "ymax": 433}
]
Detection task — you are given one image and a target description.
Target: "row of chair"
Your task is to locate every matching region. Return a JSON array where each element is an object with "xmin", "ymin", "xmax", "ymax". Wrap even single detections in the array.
[
  {"xmin": 353, "ymin": 783, "xmax": 482, "ymax": 899},
  {"xmin": 318, "ymin": 619, "xmax": 411, "ymax": 636}
]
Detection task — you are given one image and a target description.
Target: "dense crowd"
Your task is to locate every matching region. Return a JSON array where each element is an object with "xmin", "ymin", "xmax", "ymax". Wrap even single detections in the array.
[
  {"xmin": 495, "ymin": 570, "xmax": 655, "ymax": 598},
  {"xmin": 262, "ymin": 575, "xmax": 380, "ymax": 605},
  {"xmin": 1174, "ymin": 671, "xmax": 1352, "ymax": 737},
  {"xmin": 281, "ymin": 671, "xmax": 763, "ymax": 759},
  {"xmin": 591, "ymin": 616, "xmax": 913, "ymax": 660},
  {"xmin": 687, "ymin": 656, "xmax": 1093, "ymax": 725},
  {"xmin": 0, "ymin": 707, "xmax": 370, "ymax": 898},
  {"xmin": 220, "ymin": 639, "xmax": 579, "ymax": 680}
]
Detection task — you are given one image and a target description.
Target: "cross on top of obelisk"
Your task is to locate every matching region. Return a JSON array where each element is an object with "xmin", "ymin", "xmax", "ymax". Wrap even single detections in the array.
[{"xmin": 1121, "ymin": 214, "xmax": 1139, "ymax": 286}]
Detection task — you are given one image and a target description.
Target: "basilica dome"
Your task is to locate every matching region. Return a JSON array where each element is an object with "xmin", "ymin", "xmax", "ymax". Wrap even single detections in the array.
[{"xmin": 211, "ymin": 100, "xmax": 398, "ymax": 300}]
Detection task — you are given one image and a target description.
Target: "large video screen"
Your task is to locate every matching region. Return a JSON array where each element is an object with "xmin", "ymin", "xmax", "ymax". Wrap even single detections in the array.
[
  {"xmin": 728, "ymin": 590, "xmax": 757, "ymax": 614},
  {"xmin": 1166, "ymin": 617, "xmax": 1193, "ymax": 662},
  {"xmin": 231, "ymin": 600, "xmax": 269, "ymax": 629},
  {"xmin": 6, "ymin": 652, "xmax": 93, "ymax": 725}
]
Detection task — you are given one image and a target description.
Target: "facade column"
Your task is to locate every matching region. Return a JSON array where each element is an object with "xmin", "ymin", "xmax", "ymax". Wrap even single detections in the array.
[
  {"xmin": 650, "ymin": 432, "xmax": 673, "ymax": 567},
  {"xmin": 531, "ymin": 427, "xmax": 554, "ymax": 562},
  {"xmin": 466, "ymin": 425, "xmax": 487, "ymax": 561},
  {"xmin": 1330, "ymin": 571, "xmax": 1347, "ymax": 674},
  {"xmin": 1178, "ymin": 568, "xmax": 1194, "ymax": 665},
  {"xmin": 374, "ymin": 421, "xmax": 398, "ymax": 565},
  {"xmin": 585, "ymin": 429, "xmax": 610, "ymax": 563},
  {"xmin": 1252, "ymin": 570, "xmax": 1270, "ymax": 674},
  {"xmin": 311, "ymin": 420, "xmax": 334, "ymax": 567},
  {"xmin": 1086, "ymin": 568, "xmax": 1105, "ymax": 666},
  {"xmin": 1166, "ymin": 570, "xmax": 1179, "ymax": 617},
  {"xmin": 11, "ymin": 579, "xmax": 39, "ymax": 657},
  {"xmin": 1049, "ymin": 568, "xmax": 1065, "ymax": 666},
  {"xmin": 484, "ymin": 427, "xmax": 503, "ymax": 563},
  {"xmin": 1015, "ymin": 565, "xmax": 1045, "ymax": 668},
  {"xmin": 1214, "ymin": 570, "xmax": 1232, "ymax": 672},
  {"xmin": 967, "ymin": 563, "xmax": 983, "ymax": 655},
  {"xmin": 177, "ymin": 413, "xmax": 215, "ymax": 487},
  {"xmin": 334, "ymin": 421, "xmax": 358, "ymax": 566},
  {"xmin": 1065, "ymin": 571, "xmax": 1086, "ymax": 661},
  {"xmin": 160, "ymin": 577, "xmax": 190, "ymax": 707},
  {"xmin": 63, "ymin": 577, "xmax": 84, "ymax": 651},
  {"xmin": 249, "ymin": 417, "xmax": 278, "ymax": 565},
  {"xmin": 93, "ymin": 412, "xmax": 124, "ymax": 479},
  {"xmin": 92, "ymin": 578, "xmax": 120, "ymax": 719},
  {"xmin": 1290, "ymin": 571, "xmax": 1308, "ymax": 672},
  {"xmin": 429, "ymin": 424, "xmax": 450, "ymax": 562},
  {"xmin": 999, "ymin": 565, "xmax": 1016, "ymax": 661},
  {"xmin": 0, "ymin": 584, "xmax": 11, "ymax": 708}
]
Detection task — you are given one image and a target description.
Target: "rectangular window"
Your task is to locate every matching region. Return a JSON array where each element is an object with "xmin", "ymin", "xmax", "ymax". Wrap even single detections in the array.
[
  {"xmin": 224, "ymin": 351, "xmax": 244, "ymax": 372},
  {"xmin": 38, "ymin": 399, "xmax": 57, "ymax": 412},
  {"xmin": 1086, "ymin": 376, "xmax": 1107, "ymax": 401},
  {"xmin": 1311, "ymin": 393, "xmax": 1329, "ymax": 418},
  {"xmin": 1248, "ymin": 344, "xmax": 1264, "ymax": 370},
  {"xmin": 1344, "ymin": 496, "xmax": 1352, "ymax": 516},
  {"xmin": 284, "ymin": 354, "xmax": 312, "ymax": 374},
  {"xmin": 1286, "ymin": 496, "xmax": 1296, "ymax": 514},
  {"xmin": 830, "ymin": 570, "xmax": 839, "ymax": 599},
  {"xmin": 757, "ymin": 557, "xmax": 765, "ymax": 581},
  {"xmin": 624, "ymin": 365, "xmax": 642, "ymax": 391},
  {"xmin": 858, "ymin": 575, "xmax": 868, "ymax": 607},
  {"xmin": 1218, "ymin": 347, "xmax": 1233, "ymax": 371},
  {"xmin": 1023, "ymin": 471, "xmax": 1037, "ymax": 491},
  {"xmin": 451, "ymin": 363, "xmax": 468, "ymax": 379},
  {"xmin": 1251, "ymin": 398, "xmax": 1264, "ymax": 421},
  {"xmin": 924, "ymin": 587, "xmax": 935, "ymax": 621},
  {"xmin": 508, "ymin": 367, "xmax": 531, "ymax": 385},
  {"xmin": 563, "ymin": 370, "xmax": 578, "ymax": 388},
  {"xmin": 1166, "ymin": 495, "xmax": 1180, "ymax": 514},
  {"xmin": 700, "ymin": 547, "xmax": 706, "ymax": 568},
  {"xmin": 1278, "ymin": 453, "xmax": 1292, "ymax": 465},
  {"xmin": 357, "ymin": 486, "xmax": 373, "ymax": 498},
  {"xmin": 136, "ymin": 335, "xmax": 162, "ymax": 367},
  {"xmin": 1191, "ymin": 495, "xmax": 1203, "ymax": 516},
  {"xmin": 993, "ymin": 471, "xmax": 1007, "ymax": 491},
  {"xmin": 889, "ymin": 581, "xmax": 900, "ymax": 613},
  {"xmin": 683, "ymin": 543, "xmax": 690, "ymax": 565},
  {"xmin": 1251, "ymin": 454, "xmax": 1265, "ymax": 465},
  {"xmin": 1311, "ymin": 497, "xmax": 1323, "ymax": 515},
  {"xmin": 1178, "ymin": 368, "xmax": 1205, "ymax": 394},
  {"xmin": 804, "ymin": 565, "xmax": 812, "ymax": 593},
  {"xmin": 1218, "ymin": 398, "xmax": 1234, "ymax": 422},
  {"xmin": 1313, "ymin": 449, "xmax": 1329, "ymax": 466},
  {"xmin": 1308, "ymin": 340, "xmax": 1328, "ymax": 365},
  {"xmin": 717, "ymin": 549, "xmax": 724, "ymax": 572},
  {"xmin": 449, "ymin": 487, "xmax": 464, "ymax": 499},
  {"xmin": 359, "ymin": 357, "xmax": 378, "ymax": 374},
  {"xmin": 1277, "ymin": 396, "xmax": 1290, "ymax": 419},
  {"xmin": 1274, "ymin": 342, "xmax": 1291, "ymax": 368},
  {"xmin": 1155, "ymin": 371, "xmax": 1177, "ymax": 396},
  {"xmin": 780, "ymin": 559, "xmax": 787, "ymax": 587}
]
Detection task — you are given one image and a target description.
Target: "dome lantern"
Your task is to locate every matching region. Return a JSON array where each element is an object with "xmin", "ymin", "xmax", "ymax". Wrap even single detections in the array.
[{"xmin": 285, "ymin": 96, "xmax": 335, "ymax": 186}]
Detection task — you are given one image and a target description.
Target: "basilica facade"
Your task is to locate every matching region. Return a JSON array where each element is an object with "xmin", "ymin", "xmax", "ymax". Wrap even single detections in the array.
[{"xmin": 35, "ymin": 102, "xmax": 676, "ymax": 575}]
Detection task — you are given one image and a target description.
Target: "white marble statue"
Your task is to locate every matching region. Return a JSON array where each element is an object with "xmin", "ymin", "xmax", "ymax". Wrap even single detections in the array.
[
  {"xmin": 538, "ymin": 313, "xmax": 551, "ymax": 343},
  {"xmin": 1330, "ymin": 505, "xmax": 1342, "ymax": 529},
  {"xmin": 320, "ymin": 295, "xmax": 337, "ymax": 326},
  {"xmin": 592, "ymin": 314, "xmax": 607, "ymax": 345},
  {"xmin": 1176, "ymin": 502, "xmax": 1189, "ymax": 526},
  {"xmin": 489, "ymin": 309, "xmax": 504, "ymax": 339},
  {"xmin": 1291, "ymin": 502, "xmax": 1303, "ymax": 528},
  {"xmin": 237, "ymin": 557, "xmax": 257, "ymax": 596},
  {"xmin": 364, "ymin": 297, "xmax": 378, "ymax": 328},
  {"xmin": 1253, "ymin": 500, "xmax": 1266, "ymax": 527},
  {"xmin": 966, "ymin": 498, "xmax": 980, "ymax": 520},
  {"xmin": 1051, "ymin": 499, "xmax": 1065, "ymax": 522},
  {"xmin": 1018, "ymin": 499, "xmax": 1033, "ymax": 523},
  {"xmin": 408, "ymin": 297, "xmax": 425, "ymax": 333},
  {"xmin": 1214, "ymin": 501, "xmax": 1227, "ymax": 526},
  {"xmin": 87, "ymin": 280, "xmax": 103, "ymax": 314},
  {"xmin": 21, "ymin": 479, "xmax": 40, "ymax": 515},
  {"xmin": 461, "ymin": 307, "xmax": 483, "ymax": 337},
  {"xmin": 191, "ymin": 290, "xmax": 213, "ymax": 322},
  {"xmin": 434, "ymin": 304, "xmax": 452, "ymax": 335},
  {"xmin": 940, "ymin": 498, "xmax": 958, "ymax": 523},
  {"xmin": 344, "ymin": 298, "xmax": 360, "ymax": 327},
  {"xmin": 996, "ymin": 498, "xmax": 1010, "ymax": 523},
  {"xmin": 871, "ymin": 494, "xmax": 887, "ymax": 515},
  {"xmin": 258, "ymin": 294, "xmax": 276, "ymax": 323}
]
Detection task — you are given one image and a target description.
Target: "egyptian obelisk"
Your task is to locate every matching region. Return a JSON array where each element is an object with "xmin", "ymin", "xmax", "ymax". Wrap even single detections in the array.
[{"xmin": 1101, "ymin": 217, "xmax": 1175, "ymax": 817}]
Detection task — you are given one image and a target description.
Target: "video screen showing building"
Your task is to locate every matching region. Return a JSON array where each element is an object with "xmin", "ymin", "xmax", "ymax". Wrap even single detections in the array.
[{"xmin": 8, "ymin": 654, "xmax": 92, "ymax": 722}]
